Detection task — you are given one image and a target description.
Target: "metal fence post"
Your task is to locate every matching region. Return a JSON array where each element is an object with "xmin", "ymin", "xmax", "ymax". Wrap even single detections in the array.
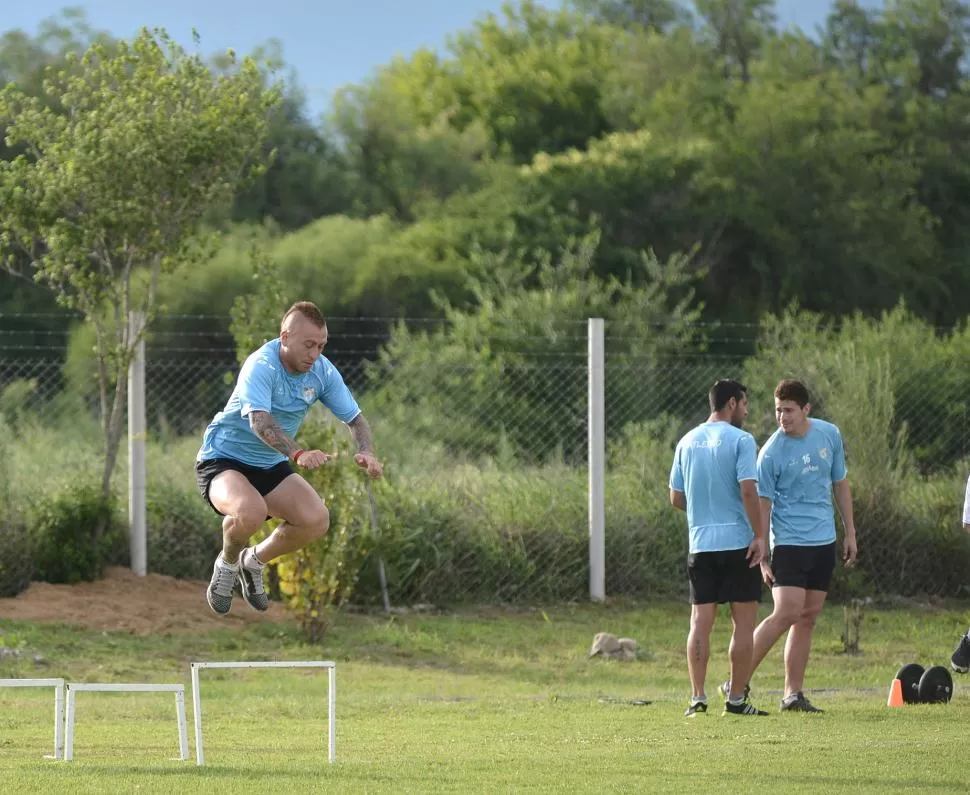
[
  {"xmin": 128, "ymin": 311, "xmax": 147, "ymax": 576},
  {"xmin": 588, "ymin": 317, "xmax": 605, "ymax": 602}
]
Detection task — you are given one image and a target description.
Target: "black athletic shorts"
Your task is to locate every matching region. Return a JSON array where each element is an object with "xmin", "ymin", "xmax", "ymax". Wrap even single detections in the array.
[
  {"xmin": 769, "ymin": 542, "xmax": 837, "ymax": 592},
  {"xmin": 687, "ymin": 548, "xmax": 762, "ymax": 605},
  {"xmin": 195, "ymin": 457, "xmax": 295, "ymax": 516}
]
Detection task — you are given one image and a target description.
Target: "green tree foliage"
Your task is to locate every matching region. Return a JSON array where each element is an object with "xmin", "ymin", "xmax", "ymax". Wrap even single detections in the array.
[
  {"xmin": 232, "ymin": 91, "xmax": 356, "ymax": 229},
  {"xmin": 367, "ymin": 229, "xmax": 703, "ymax": 464},
  {"xmin": 0, "ymin": 28, "xmax": 280, "ymax": 506},
  {"xmin": 331, "ymin": 53, "xmax": 494, "ymax": 221},
  {"xmin": 693, "ymin": 0, "xmax": 777, "ymax": 82},
  {"xmin": 446, "ymin": 1, "xmax": 616, "ymax": 162},
  {"xmin": 702, "ymin": 65, "xmax": 940, "ymax": 318},
  {"xmin": 571, "ymin": 0, "xmax": 692, "ymax": 33}
]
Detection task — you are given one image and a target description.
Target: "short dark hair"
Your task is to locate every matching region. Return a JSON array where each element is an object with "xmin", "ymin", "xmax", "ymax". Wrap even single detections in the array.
[
  {"xmin": 709, "ymin": 379, "xmax": 747, "ymax": 412},
  {"xmin": 774, "ymin": 379, "xmax": 810, "ymax": 407},
  {"xmin": 281, "ymin": 301, "xmax": 326, "ymax": 330}
]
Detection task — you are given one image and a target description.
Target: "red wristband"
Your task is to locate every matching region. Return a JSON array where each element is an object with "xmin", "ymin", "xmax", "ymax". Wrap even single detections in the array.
[{"xmin": 292, "ymin": 449, "xmax": 304, "ymax": 465}]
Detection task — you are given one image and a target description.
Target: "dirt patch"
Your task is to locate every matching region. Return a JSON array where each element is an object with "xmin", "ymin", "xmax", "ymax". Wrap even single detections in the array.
[{"xmin": 0, "ymin": 567, "xmax": 292, "ymax": 635}]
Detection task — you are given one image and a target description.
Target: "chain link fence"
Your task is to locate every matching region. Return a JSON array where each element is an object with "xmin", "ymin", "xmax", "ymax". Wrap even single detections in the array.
[{"xmin": 2, "ymin": 313, "xmax": 969, "ymax": 604}]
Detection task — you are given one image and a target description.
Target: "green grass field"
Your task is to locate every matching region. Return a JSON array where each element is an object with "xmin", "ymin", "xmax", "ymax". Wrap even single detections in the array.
[{"xmin": 2, "ymin": 600, "xmax": 970, "ymax": 793}]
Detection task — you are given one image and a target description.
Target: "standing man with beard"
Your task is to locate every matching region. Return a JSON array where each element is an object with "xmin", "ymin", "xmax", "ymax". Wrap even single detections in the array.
[{"xmin": 669, "ymin": 380, "xmax": 769, "ymax": 717}]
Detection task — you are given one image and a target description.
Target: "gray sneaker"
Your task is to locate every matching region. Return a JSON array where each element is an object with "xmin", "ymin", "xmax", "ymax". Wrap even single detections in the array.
[
  {"xmin": 780, "ymin": 691, "xmax": 823, "ymax": 713},
  {"xmin": 206, "ymin": 556, "xmax": 237, "ymax": 615},
  {"xmin": 238, "ymin": 548, "xmax": 270, "ymax": 612}
]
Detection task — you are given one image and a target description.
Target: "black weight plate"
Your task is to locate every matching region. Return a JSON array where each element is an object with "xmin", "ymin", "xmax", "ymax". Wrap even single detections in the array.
[
  {"xmin": 895, "ymin": 663, "xmax": 925, "ymax": 704},
  {"xmin": 918, "ymin": 665, "xmax": 953, "ymax": 704}
]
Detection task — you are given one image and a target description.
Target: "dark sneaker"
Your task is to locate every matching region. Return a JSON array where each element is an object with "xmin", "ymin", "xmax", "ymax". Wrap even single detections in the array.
[
  {"xmin": 684, "ymin": 700, "xmax": 708, "ymax": 717},
  {"xmin": 206, "ymin": 556, "xmax": 237, "ymax": 615},
  {"xmin": 721, "ymin": 679, "xmax": 751, "ymax": 700},
  {"xmin": 780, "ymin": 691, "xmax": 823, "ymax": 713},
  {"xmin": 238, "ymin": 548, "xmax": 270, "ymax": 612},
  {"xmin": 951, "ymin": 634, "xmax": 970, "ymax": 674},
  {"xmin": 723, "ymin": 699, "xmax": 768, "ymax": 716}
]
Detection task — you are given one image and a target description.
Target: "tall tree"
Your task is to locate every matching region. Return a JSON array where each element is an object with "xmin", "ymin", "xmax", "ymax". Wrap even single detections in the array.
[
  {"xmin": 570, "ymin": 0, "xmax": 692, "ymax": 32},
  {"xmin": 693, "ymin": 0, "xmax": 777, "ymax": 82},
  {"xmin": 232, "ymin": 90, "xmax": 355, "ymax": 229},
  {"xmin": 0, "ymin": 29, "xmax": 280, "ymax": 513}
]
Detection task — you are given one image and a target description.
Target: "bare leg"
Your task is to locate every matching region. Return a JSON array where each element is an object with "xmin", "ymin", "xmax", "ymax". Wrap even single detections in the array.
[
  {"xmin": 783, "ymin": 589, "xmax": 827, "ymax": 697},
  {"xmin": 728, "ymin": 601, "xmax": 759, "ymax": 700},
  {"xmin": 688, "ymin": 604, "xmax": 717, "ymax": 699},
  {"xmin": 258, "ymin": 474, "xmax": 330, "ymax": 563},
  {"xmin": 207, "ymin": 471, "xmax": 270, "ymax": 564},
  {"xmin": 749, "ymin": 586, "xmax": 807, "ymax": 681}
]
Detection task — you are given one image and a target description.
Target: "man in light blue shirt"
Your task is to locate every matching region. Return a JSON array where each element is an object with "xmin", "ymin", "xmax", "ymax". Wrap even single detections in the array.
[
  {"xmin": 195, "ymin": 301, "xmax": 383, "ymax": 616},
  {"xmin": 742, "ymin": 379, "xmax": 857, "ymax": 713},
  {"xmin": 669, "ymin": 379, "xmax": 768, "ymax": 717}
]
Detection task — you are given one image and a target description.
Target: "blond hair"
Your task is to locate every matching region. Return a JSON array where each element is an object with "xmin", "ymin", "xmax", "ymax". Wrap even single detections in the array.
[{"xmin": 280, "ymin": 301, "xmax": 326, "ymax": 331}]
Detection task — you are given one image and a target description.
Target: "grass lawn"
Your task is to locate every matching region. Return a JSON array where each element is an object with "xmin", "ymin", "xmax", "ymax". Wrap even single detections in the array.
[{"xmin": 2, "ymin": 599, "xmax": 970, "ymax": 793}]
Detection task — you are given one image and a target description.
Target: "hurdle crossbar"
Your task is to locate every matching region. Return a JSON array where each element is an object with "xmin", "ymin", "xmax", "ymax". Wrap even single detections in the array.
[
  {"xmin": 0, "ymin": 677, "xmax": 66, "ymax": 760},
  {"xmin": 190, "ymin": 660, "xmax": 336, "ymax": 766},
  {"xmin": 64, "ymin": 682, "xmax": 189, "ymax": 762}
]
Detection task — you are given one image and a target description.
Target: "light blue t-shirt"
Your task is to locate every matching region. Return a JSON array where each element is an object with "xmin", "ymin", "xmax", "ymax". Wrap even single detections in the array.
[
  {"xmin": 669, "ymin": 422, "xmax": 759, "ymax": 554},
  {"xmin": 197, "ymin": 338, "xmax": 361, "ymax": 468},
  {"xmin": 757, "ymin": 419, "xmax": 847, "ymax": 547}
]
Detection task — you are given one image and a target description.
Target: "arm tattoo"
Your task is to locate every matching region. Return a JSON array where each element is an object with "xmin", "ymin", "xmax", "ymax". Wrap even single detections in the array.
[
  {"xmin": 348, "ymin": 414, "xmax": 375, "ymax": 455},
  {"xmin": 249, "ymin": 411, "xmax": 301, "ymax": 458}
]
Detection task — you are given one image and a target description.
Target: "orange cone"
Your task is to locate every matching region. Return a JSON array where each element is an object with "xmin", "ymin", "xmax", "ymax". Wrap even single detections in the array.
[{"xmin": 888, "ymin": 677, "xmax": 904, "ymax": 707}]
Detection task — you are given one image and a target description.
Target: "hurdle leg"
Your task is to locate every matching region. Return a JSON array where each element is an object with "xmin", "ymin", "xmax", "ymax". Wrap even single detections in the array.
[
  {"xmin": 54, "ymin": 682, "xmax": 65, "ymax": 760},
  {"xmin": 191, "ymin": 664, "xmax": 204, "ymax": 766},
  {"xmin": 64, "ymin": 687, "xmax": 76, "ymax": 762},
  {"xmin": 174, "ymin": 688, "xmax": 189, "ymax": 761},
  {"xmin": 328, "ymin": 665, "xmax": 336, "ymax": 763}
]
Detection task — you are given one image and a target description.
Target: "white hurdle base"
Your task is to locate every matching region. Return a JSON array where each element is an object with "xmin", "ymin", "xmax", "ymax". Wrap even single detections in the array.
[
  {"xmin": 0, "ymin": 678, "xmax": 66, "ymax": 760},
  {"xmin": 190, "ymin": 660, "xmax": 336, "ymax": 766},
  {"xmin": 64, "ymin": 682, "xmax": 190, "ymax": 762}
]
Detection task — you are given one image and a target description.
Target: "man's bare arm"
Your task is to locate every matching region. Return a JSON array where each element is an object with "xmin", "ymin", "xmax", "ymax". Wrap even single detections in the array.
[
  {"xmin": 249, "ymin": 411, "xmax": 301, "ymax": 459},
  {"xmin": 740, "ymin": 480, "xmax": 766, "ymax": 541},
  {"xmin": 833, "ymin": 479, "xmax": 856, "ymax": 538},
  {"xmin": 348, "ymin": 414, "xmax": 376, "ymax": 455},
  {"xmin": 669, "ymin": 489, "xmax": 686, "ymax": 512},
  {"xmin": 759, "ymin": 497, "xmax": 773, "ymax": 544}
]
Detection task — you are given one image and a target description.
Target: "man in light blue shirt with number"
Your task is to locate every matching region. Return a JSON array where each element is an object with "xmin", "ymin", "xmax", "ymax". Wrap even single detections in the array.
[
  {"xmin": 195, "ymin": 301, "xmax": 383, "ymax": 616},
  {"xmin": 669, "ymin": 379, "xmax": 769, "ymax": 718},
  {"xmin": 741, "ymin": 379, "xmax": 857, "ymax": 713}
]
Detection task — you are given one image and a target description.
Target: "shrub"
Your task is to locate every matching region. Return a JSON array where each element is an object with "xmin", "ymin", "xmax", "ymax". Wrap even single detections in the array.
[
  {"xmin": 0, "ymin": 518, "xmax": 35, "ymax": 597},
  {"xmin": 29, "ymin": 482, "xmax": 125, "ymax": 584},
  {"xmin": 147, "ymin": 483, "xmax": 222, "ymax": 580},
  {"xmin": 272, "ymin": 418, "xmax": 370, "ymax": 642}
]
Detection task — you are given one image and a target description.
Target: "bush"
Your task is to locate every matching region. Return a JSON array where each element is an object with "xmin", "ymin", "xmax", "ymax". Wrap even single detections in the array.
[
  {"xmin": 147, "ymin": 483, "xmax": 222, "ymax": 580},
  {"xmin": 30, "ymin": 482, "xmax": 125, "ymax": 584},
  {"xmin": 272, "ymin": 418, "xmax": 370, "ymax": 642},
  {"xmin": 0, "ymin": 518, "xmax": 35, "ymax": 597}
]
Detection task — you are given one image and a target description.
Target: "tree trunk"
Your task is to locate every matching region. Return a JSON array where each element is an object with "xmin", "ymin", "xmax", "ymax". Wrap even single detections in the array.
[{"xmin": 94, "ymin": 352, "xmax": 129, "ymax": 556}]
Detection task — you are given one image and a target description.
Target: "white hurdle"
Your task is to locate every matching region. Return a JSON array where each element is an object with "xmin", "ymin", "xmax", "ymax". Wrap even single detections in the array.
[
  {"xmin": 0, "ymin": 678, "xmax": 66, "ymax": 759},
  {"xmin": 190, "ymin": 660, "xmax": 336, "ymax": 766},
  {"xmin": 64, "ymin": 683, "xmax": 190, "ymax": 762}
]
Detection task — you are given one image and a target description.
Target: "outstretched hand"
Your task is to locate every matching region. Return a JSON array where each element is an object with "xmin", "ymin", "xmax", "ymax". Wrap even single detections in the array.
[
  {"xmin": 354, "ymin": 452, "xmax": 383, "ymax": 479},
  {"xmin": 294, "ymin": 450, "xmax": 338, "ymax": 470}
]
